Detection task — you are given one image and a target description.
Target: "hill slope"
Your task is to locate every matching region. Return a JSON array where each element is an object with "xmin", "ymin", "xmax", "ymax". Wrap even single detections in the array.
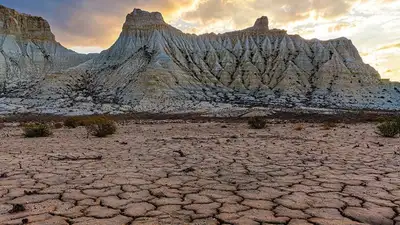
[
  {"xmin": 0, "ymin": 7, "xmax": 398, "ymax": 114},
  {"xmin": 70, "ymin": 9, "xmax": 399, "ymax": 111},
  {"xmin": 0, "ymin": 5, "xmax": 94, "ymax": 97}
]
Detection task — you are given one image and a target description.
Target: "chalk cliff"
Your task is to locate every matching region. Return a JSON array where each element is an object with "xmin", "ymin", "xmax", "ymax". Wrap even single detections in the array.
[
  {"xmin": 71, "ymin": 9, "xmax": 398, "ymax": 111},
  {"xmin": 0, "ymin": 7, "xmax": 398, "ymax": 114},
  {"xmin": 0, "ymin": 5, "xmax": 93, "ymax": 96}
]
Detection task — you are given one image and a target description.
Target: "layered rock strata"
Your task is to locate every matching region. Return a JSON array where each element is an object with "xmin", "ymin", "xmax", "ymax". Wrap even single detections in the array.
[
  {"xmin": 0, "ymin": 5, "xmax": 93, "ymax": 97},
  {"xmin": 0, "ymin": 6, "xmax": 399, "ymax": 114},
  {"xmin": 73, "ymin": 9, "xmax": 398, "ymax": 111}
]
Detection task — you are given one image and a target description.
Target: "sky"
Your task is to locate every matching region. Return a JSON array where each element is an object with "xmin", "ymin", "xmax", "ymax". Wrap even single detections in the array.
[{"xmin": 1, "ymin": 0, "xmax": 400, "ymax": 81}]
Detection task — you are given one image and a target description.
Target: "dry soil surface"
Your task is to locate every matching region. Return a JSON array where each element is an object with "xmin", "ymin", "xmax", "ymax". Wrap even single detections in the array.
[{"xmin": 0, "ymin": 121, "xmax": 400, "ymax": 225}]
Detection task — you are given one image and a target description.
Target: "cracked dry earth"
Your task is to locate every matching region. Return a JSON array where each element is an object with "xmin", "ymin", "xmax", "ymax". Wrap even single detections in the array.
[{"xmin": 1, "ymin": 121, "xmax": 400, "ymax": 225}]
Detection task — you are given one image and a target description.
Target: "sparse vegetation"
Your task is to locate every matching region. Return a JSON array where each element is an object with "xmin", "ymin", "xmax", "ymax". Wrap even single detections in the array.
[
  {"xmin": 53, "ymin": 122, "xmax": 63, "ymax": 129},
  {"xmin": 376, "ymin": 116, "xmax": 389, "ymax": 123},
  {"xmin": 85, "ymin": 117, "xmax": 117, "ymax": 137},
  {"xmin": 321, "ymin": 121, "xmax": 337, "ymax": 130},
  {"xmin": 23, "ymin": 123, "xmax": 52, "ymax": 138},
  {"xmin": 248, "ymin": 117, "xmax": 267, "ymax": 129},
  {"xmin": 376, "ymin": 121, "xmax": 399, "ymax": 138},
  {"xmin": 394, "ymin": 117, "xmax": 400, "ymax": 131},
  {"xmin": 64, "ymin": 115, "xmax": 120, "ymax": 129},
  {"xmin": 294, "ymin": 124, "xmax": 304, "ymax": 131},
  {"xmin": 64, "ymin": 117, "xmax": 85, "ymax": 128}
]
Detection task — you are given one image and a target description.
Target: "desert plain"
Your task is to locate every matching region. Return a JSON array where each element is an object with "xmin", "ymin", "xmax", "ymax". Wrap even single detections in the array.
[{"xmin": 0, "ymin": 119, "xmax": 400, "ymax": 225}]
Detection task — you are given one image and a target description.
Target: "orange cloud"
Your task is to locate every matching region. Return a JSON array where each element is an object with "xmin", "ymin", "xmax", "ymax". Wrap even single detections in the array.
[
  {"xmin": 328, "ymin": 23, "xmax": 355, "ymax": 33},
  {"xmin": 378, "ymin": 42, "xmax": 400, "ymax": 51},
  {"xmin": 54, "ymin": 0, "xmax": 195, "ymax": 48},
  {"xmin": 183, "ymin": 0, "xmax": 361, "ymax": 30},
  {"xmin": 48, "ymin": 0, "xmax": 398, "ymax": 55}
]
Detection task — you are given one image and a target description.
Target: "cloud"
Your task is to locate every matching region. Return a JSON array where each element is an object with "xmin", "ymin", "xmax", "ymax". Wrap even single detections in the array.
[
  {"xmin": 182, "ymin": 0, "xmax": 361, "ymax": 31},
  {"xmin": 4, "ymin": 0, "xmax": 397, "ymax": 49},
  {"xmin": 378, "ymin": 42, "xmax": 400, "ymax": 50},
  {"xmin": 371, "ymin": 42, "xmax": 400, "ymax": 82},
  {"xmin": 328, "ymin": 22, "xmax": 355, "ymax": 32},
  {"xmin": 49, "ymin": 0, "xmax": 195, "ymax": 48},
  {"xmin": 44, "ymin": 0, "xmax": 397, "ymax": 49}
]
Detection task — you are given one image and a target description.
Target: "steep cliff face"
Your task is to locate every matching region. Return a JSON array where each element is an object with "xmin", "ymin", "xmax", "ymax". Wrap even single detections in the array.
[
  {"xmin": 0, "ymin": 5, "xmax": 93, "ymax": 97},
  {"xmin": 0, "ymin": 6, "xmax": 398, "ymax": 114},
  {"xmin": 0, "ymin": 5, "xmax": 54, "ymax": 41},
  {"xmin": 73, "ymin": 9, "xmax": 398, "ymax": 110}
]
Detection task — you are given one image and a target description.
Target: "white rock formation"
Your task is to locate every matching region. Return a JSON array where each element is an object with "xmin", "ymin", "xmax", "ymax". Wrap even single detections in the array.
[
  {"xmin": 0, "ymin": 6, "xmax": 399, "ymax": 114},
  {"xmin": 71, "ymin": 9, "xmax": 399, "ymax": 111},
  {"xmin": 0, "ymin": 5, "xmax": 94, "ymax": 97}
]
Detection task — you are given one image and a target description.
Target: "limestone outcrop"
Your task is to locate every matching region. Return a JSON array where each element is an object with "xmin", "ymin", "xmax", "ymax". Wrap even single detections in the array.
[
  {"xmin": 0, "ymin": 6, "xmax": 398, "ymax": 114},
  {"xmin": 0, "ymin": 5, "xmax": 94, "ymax": 97},
  {"xmin": 71, "ymin": 9, "xmax": 399, "ymax": 111}
]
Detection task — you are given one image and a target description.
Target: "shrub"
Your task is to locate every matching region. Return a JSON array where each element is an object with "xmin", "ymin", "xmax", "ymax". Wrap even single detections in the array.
[
  {"xmin": 248, "ymin": 117, "xmax": 267, "ymax": 129},
  {"xmin": 294, "ymin": 124, "xmax": 304, "ymax": 131},
  {"xmin": 0, "ymin": 123, "xmax": 4, "ymax": 130},
  {"xmin": 376, "ymin": 116, "xmax": 389, "ymax": 123},
  {"xmin": 53, "ymin": 122, "xmax": 63, "ymax": 129},
  {"xmin": 64, "ymin": 115, "xmax": 118, "ymax": 128},
  {"xmin": 23, "ymin": 123, "xmax": 52, "ymax": 138},
  {"xmin": 64, "ymin": 117, "xmax": 84, "ymax": 128},
  {"xmin": 394, "ymin": 117, "xmax": 400, "ymax": 131},
  {"xmin": 321, "ymin": 121, "xmax": 337, "ymax": 130},
  {"xmin": 377, "ymin": 121, "xmax": 399, "ymax": 138},
  {"xmin": 85, "ymin": 117, "xmax": 117, "ymax": 137}
]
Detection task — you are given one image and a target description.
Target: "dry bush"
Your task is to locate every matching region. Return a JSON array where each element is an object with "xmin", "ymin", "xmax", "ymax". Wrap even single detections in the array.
[
  {"xmin": 294, "ymin": 124, "xmax": 304, "ymax": 131},
  {"xmin": 248, "ymin": 117, "xmax": 267, "ymax": 129},
  {"xmin": 53, "ymin": 122, "xmax": 63, "ymax": 129},
  {"xmin": 376, "ymin": 121, "xmax": 399, "ymax": 138},
  {"xmin": 23, "ymin": 123, "xmax": 52, "ymax": 138},
  {"xmin": 64, "ymin": 115, "xmax": 118, "ymax": 129},
  {"xmin": 321, "ymin": 121, "xmax": 337, "ymax": 130},
  {"xmin": 64, "ymin": 117, "xmax": 85, "ymax": 128},
  {"xmin": 376, "ymin": 116, "xmax": 389, "ymax": 123},
  {"xmin": 394, "ymin": 117, "xmax": 400, "ymax": 131},
  {"xmin": 85, "ymin": 117, "xmax": 117, "ymax": 137},
  {"xmin": 375, "ymin": 115, "xmax": 400, "ymax": 124},
  {"xmin": 0, "ymin": 123, "xmax": 4, "ymax": 130}
]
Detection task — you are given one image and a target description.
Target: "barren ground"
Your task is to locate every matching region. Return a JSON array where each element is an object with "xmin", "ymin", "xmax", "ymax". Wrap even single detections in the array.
[{"xmin": 0, "ymin": 121, "xmax": 400, "ymax": 225}]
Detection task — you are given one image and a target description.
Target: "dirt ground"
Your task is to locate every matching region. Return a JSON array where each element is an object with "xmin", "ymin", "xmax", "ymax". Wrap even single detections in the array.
[{"xmin": 0, "ymin": 120, "xmax": 400, "ymax": 225}]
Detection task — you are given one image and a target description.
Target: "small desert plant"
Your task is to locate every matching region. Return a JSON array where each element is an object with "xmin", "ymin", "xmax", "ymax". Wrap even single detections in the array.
[
  {"xmin": 376, "ymin": 121, "xmax": 399, "ymax": 138},
  {"xmin": 248, "ymin": 117, "xmax": 267, "ymax": 129},
  {"xmin": 294, "ymin": 124, "xmax": 304, "ymax": 131},
  {"xmin": 53, "ymin": 122, "xmax": 63, "ymax": 129},
  {"xmin": 321, "ymin": 121, "xmax": 337, "ymax": 130},
  {"xmin": 376, "ymin": 116, "xmax": 389, "ymax": 123},
  {"xmin": 0, "ymin": 123, "xmax": 4, "ymax": 130},
  {"xmin": 64, "ymin": 117, "xmax": 85, "ymax": 128},
  {"xmin": 85, "ymin": 117, "xmax": 117, "ymax": 137},
  {"xmin": 23, "ymin": 123, "xmax": 52, "ymax": 138},
  {"xmin": 393, "ymin": 117, "xmax": 400, "ymax": 131}
]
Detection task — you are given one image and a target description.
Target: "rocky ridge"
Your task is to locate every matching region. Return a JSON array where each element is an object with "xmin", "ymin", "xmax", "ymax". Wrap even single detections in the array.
[
  {"xmin": 0, "ymin": 5, "xmax": 94, "ymax": 98},
  {"xmin": 0, "ymin": 6, "xmax": 399, "ymax": 115},
  {"xmin": 71, "ymin": 8, "xmax": 399, "ymax": 112}
]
